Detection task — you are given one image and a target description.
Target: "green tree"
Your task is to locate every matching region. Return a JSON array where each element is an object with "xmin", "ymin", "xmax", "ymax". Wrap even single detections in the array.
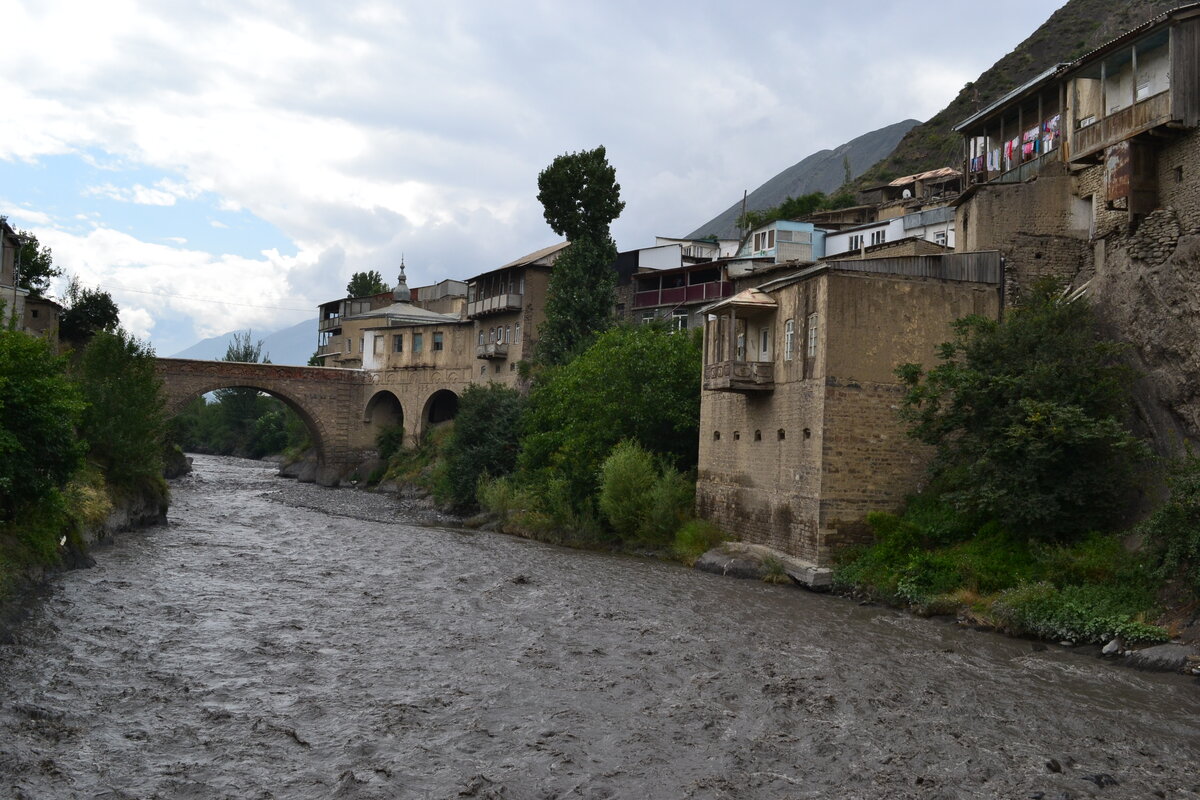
[
  {"xmin": 535, "ymin": 145, "xmax": 625, "ymax": 365},
  {"xmin": 519, "ymin": 324, "xmax": 701, "ymax": 507},
  {"xmin": 346, "ymin": 270, "xmax": 390, "ymax": 298},
  {"xmin": 12, "ymin": 230, "xmax": 61, "ymax": 298},
  {"xmin": 0, "ymin": 328, "xmax": 85, "ymax": 517},
  {"xmin": 439, "ymin": 383, "xmax": 526, "ymax": 511},
  {"xmin": 897, "ymin": 280, "xmax": 1143, "ymax": 539},
  {"xmin": 72, "ymin": 329, "xmax": 166, "ymax": 492},
  {"xmin": 214, "ymin": 331, "xmax": 269, "ymax": 455},
  {"xmin": 59, "ymin": 277, "xmax": 120, "ymax": 344}
]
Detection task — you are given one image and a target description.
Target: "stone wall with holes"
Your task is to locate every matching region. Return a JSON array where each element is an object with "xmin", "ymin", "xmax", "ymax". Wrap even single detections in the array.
[{"xmin": 697, "ymin": 379, "xmax": 827, "ymax": 563}]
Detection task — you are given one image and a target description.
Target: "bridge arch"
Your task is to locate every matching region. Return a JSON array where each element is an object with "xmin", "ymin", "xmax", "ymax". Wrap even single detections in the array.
[
  {"xmin": 422, "ymin": 388, "xmax": 459, "ymax": 430},
  {"xmin": 363, "ymin": 390, "xmax": 404, "ymax": 443}
]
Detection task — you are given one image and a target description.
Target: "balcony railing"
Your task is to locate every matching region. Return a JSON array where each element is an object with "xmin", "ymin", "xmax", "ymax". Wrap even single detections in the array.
[
  {"xmin": 633, "ymin": 280, "xmax": 732, "ymax": 309},
  {"xmin": 467, "ymin": 293, "xmax": 522, "ymax": 318},
  {"xmin": 318, "ymin": 317, "xmax": 342, "ymax": 332},
  {"xmin": 476, "ymin": 342, "xmax": 509, "ymax": 359},
  {"xmin": 703, "ymin": 360, "xmax": 774, "ymax": 392},
  {"xmin": 1070, "ymin": 91, "xmax": 1172, "ymax": 161}
]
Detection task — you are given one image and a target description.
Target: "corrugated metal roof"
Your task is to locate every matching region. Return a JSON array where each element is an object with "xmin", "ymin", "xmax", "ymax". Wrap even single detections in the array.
[
  {"xmin": 1068, "ymin": 2, "xmax": 1200, "ymax": 69},
  {"xmin": 887, "ymin": 167, "xmax": 961, "ymax": 186},
  {"xmin": 702, "ymin": 288, "xmax": 778, "ymax": 313},
  {"xmin": 346, "ymin": 301, "xmax": 460, "ymax": 326},
  {"xmin": 496, "ymin": 241, "xmax": 570, "ymax": 270}
]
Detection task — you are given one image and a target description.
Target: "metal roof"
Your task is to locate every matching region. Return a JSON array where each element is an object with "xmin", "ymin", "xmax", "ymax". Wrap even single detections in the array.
[
  {"xmin": 952, "ymin": 64, "xmax": 1068, "ymax": 132},
  {"xmin": 495, "ymin": 241, "xmax": 570, "ymax": 270}
]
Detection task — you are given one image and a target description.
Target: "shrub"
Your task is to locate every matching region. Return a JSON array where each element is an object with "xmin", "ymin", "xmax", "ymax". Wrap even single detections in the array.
[
  {"xmin": 72, "ymin": 329, "xmax": 167, "ymax": 493},
  {"xmin": 640, "ymin": 466, "xmax": 695, "ymax": 546},
  {"xmin": 990, "ymin": 582, "xmax": 1167, "ymax": 644},
  {"xmin": 376, "ymin": 424, "xmax": 405, "ymax": 461},
  {"xmin": 1135, "ymin": 452, "xmax": 1200, "ymax": 595},
  {"xmin": 598, "ymin": 441, "xmax": 656, "ymax": 541},
  {"xmin": 674, "ymin": 519, "xmax": 725, "ymax": 564},
  {"xmin": 897, "ymin": 279, "xmax": 1144, "ymax": 540},
  {"xmin": 441, "ymin": 384, "xmax": 524, "ymax": 512},
  {"xmin": 519, "ymin": 324, "xmax": 701, "ymax": 510},
  {"xmin": 0, "ymin": 327, "xmax": 85, "ymax": 517}
]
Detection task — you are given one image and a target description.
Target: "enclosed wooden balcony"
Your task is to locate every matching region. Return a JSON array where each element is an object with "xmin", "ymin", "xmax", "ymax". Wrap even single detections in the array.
[
  {"xmin": 704, "ymin": 360, "xmax": 774, "ymax": 392},
  {"xmin": 467, "ymin": 293, "xmax": 522, "ymax": 319},
  {"xmin": 1070, "ymin": 91, "xmax": 1172, "ymax": 161},
  {"xmin": 475, "ymin": 342, "xmax": 508, "ymax": 359}
]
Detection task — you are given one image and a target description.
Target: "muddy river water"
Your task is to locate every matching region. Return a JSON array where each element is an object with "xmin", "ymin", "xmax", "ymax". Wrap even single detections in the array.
[{"xmin": 1, "ymin": 454, "xmax": 1198, "ymax": 799}]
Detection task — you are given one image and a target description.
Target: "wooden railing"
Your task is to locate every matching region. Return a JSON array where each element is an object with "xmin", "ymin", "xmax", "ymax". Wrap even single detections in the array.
[
  {"xmin": 1071, "ymin": 91, "xmax": 1172, "ymax": 160},
  {"xmin": 703, "ymin": 360, "xmax": 774, "ymax": 392}
]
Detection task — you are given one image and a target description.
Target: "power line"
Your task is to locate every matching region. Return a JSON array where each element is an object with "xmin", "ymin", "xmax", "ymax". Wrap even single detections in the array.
[{"xmin": 95, "ymin": 282, "xmax": 316, "ymax": 313}]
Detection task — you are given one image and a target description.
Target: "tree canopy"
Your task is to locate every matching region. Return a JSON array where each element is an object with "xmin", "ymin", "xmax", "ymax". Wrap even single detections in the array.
[
  {"xmin": 897, "ymin": 280, "xmax": 1143, "ymax": 539},
  {"xmin": 346, "ymin": 270, "xmax": 390, "ymax": 298},
  {"xmin": 534, "ymin": 146, "xmax": 625, "ymax": 366},
  {"xmin": 59, "ymin": 277, "xmax": 120, "ymax": 345},
  {"xmin": 519, "ymin": 324, "xmax": 701, "ymax": 507},
  {"xmin": 736, "ymin": 190, "xmax": 857, "ymax": 231},
  {"xmin": 536, "ymin": 145, "xmax": 625, "ymax": 243},
  {"xmin": 12, "ymin": 230, "xmax": 61, "ymax": 298}
]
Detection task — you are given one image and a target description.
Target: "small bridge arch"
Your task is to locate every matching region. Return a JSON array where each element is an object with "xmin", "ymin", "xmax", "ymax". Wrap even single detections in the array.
[{"xmin": 156, "ymin": 359, "xmax": 372, "ymax": 485}]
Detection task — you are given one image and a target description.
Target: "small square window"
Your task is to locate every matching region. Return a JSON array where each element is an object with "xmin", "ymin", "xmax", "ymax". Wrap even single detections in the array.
[{"xmin": 433, "ymin": 332, "xmax": 444, "ymax": 351}]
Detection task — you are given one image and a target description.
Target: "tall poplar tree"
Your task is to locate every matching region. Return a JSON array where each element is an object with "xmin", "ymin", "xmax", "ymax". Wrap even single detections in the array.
[{"xmin": 535, "ymin": 145, "xmax": 625, "ymax": 366}]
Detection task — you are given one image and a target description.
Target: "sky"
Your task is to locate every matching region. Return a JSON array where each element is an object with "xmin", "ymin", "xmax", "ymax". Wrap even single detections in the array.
[{"xmin": 0, "ymin": 0, "xmax": 1067, "ymax": 356}]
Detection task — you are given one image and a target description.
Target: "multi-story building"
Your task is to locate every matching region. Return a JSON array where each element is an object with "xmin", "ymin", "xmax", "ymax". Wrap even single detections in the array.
[{"xmin": 696, "ymin": 252, "xmax": 1002, "ymax": 581}]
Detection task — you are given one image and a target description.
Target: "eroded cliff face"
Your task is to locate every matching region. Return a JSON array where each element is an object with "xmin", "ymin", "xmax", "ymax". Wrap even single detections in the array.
[{"xmin": 1090, "ymin": 210, "xmax": 1200, "ymax": 456}]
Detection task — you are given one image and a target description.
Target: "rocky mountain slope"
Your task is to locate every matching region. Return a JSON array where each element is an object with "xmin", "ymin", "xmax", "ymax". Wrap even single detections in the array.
[{"xmin": 684, "ymin": 119, "xmax": 919, "ymax": 240}]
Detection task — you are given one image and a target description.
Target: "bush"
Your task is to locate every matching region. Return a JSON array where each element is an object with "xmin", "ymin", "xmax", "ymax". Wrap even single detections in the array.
[
  {"xmin": 674, "ymin": 519, "xmax": 725, "ymax": 564},
  {"xmin": 598, "ymin": 441, "xmax": 656, "ymax": 541},
  {"xmin": 0, "ymin": 327, "xmax": 85, "ymax": 517},
  {"xmin": 897, "ymin": 279, "xmax": 1144, "ymax": 540},
  {"xmin": 1135, "ymin": 452, "xmax": 1200, "ymax": 595},
  {"xmin": 72, "ymin": 330, "xmax": 167, "ymax": 493},
  {"xmin": 519, "ymin": 324, "xmax": 701, "ymax": 510},
  {"xmin": 990, "ymin": 582, "xmax": 1167, "ymax": 644},
  {"xmin": 640, "ymin": 466, "xmax": 695, "ymax": 546},
  {"xmin": 376, "ymin": 424, "xmax": 405, "ymax": 460},
  {"xmin": 441, "ymin": 384, "xmax": 524, "ymax": 512}
]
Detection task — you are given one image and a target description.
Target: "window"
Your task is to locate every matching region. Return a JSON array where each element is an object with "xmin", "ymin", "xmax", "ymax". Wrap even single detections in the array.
[
  {"xmin": 505, "ymin": 325, "xmax": 511, "ymax": 343},
  {"xmin": 30, "ymin": 309, "xmax": 38, "ymax": 318},
  {"xmin": 413, "ymin": 333, "xmax": 424, "ymax": 353},
  {"xmin": 373, "ymin": 335, "xmax": 384, "ymax": 354},
  {"xmin": 642, "ymin": 311, "xmax": 656, "ymax": 325},
  {"xmin": 393, "ymin": 334, "xmax": 403, "ymax": 353},
  {"xmin": 672, "ymin": 310, "xmax": 688, "ymax": 332},
  {"xmin": 753, "ymin": 232, "xmax": 762, "ymax": 251},
  {"xmin": 759, "ymin": 326, "xmax": 769, "ymax": 358},
  {"xmin": 478, "ymin": 331, "xmax": 484, "ymax": 346},
  {"xmin": 934, "ymin": 231, "xmax": 947, "ymax": 246},
  {"xmin": 784, "ymin": 319, "xmax": 794, "ymax": 360},
  {"xmin": 870, "ymin": 229, "xmax": 886, "ymax": 246},
  {"xmin": 807, "ymin": 313, "xmax": 818, "ymax": 358},
  {"xmin": 736, "ymin": 331, "xmax": 745, "ymax": 360},
  {"xmin": 481, "ymin": 365, "xmax": 486, "ymax": 376},
  {"xmin": 515, "ymin": 322, "xmax": 521, "ymax": 342},
  {"xmin": 346, "ymin": 338, "xmax": 352, "ymax": 352},
  {"xmin": 848, "ymin": 234, "xmax": 864, "ymax": 251},
  {"xmin": 767, "ymin": 229, "xmax": 775, "ymax": 249},
  {"xmin": 489, "ymin": 328, "xmax": 496, "ymax": 343},
  {"xmin": 433, "ymin": 332, "xmax": 444, "ymax": 351}
]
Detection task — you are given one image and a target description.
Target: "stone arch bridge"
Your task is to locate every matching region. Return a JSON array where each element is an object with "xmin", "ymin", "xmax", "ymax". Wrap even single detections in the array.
[{"xmin": 155, "ymin": 359, "xmax": 468, "ymax": 485}]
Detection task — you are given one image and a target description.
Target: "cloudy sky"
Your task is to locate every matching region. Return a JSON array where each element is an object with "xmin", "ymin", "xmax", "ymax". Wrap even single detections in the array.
[{"xmin": 0, "ymin": 0, "xmax": 1065, "ymax": 356}]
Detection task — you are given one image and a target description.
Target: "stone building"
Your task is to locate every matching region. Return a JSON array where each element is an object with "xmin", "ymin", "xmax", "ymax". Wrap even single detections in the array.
[{"xmin": 697, "ymin": 253, "xmax": 1001, "ymax": 580}]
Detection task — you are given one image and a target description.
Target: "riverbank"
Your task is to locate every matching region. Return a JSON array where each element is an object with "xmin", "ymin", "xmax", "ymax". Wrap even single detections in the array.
[{"xmin": 0, "ymin": 475, "xmax": 168, "ymax": 643}]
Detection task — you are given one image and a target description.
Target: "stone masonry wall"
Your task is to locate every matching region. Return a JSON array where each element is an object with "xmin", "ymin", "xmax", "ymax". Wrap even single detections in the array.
[{"xmin": 697, "ymin": 380, "xmax": 826, "ymax": 563}]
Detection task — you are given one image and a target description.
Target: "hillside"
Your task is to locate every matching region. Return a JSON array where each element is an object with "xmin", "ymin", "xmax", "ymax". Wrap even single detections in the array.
[
  {"xmin": 853, "ymin": 0, "xmax": 1187, "ymax": 187},
  {"xmin": 684, "ymin": 119, "xmax": 919, "ymax": 240}
]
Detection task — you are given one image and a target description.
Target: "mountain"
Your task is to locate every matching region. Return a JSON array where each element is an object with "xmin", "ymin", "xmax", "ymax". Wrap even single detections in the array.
[
  {"xmin": 170, "ymin": 318, "xmax": 318, "ymax": 366},
  {"xmin": 684, "ymin": 119, "xmax": 920, "ymax": 240},
  {"xmin": 854, "ymin": 0, "xmax": 1186, "ymax": 188}
]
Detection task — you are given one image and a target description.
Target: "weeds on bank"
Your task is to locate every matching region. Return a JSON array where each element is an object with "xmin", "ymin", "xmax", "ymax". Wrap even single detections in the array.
[{"xmin": 833, "ymin": 496, "xmax": 1169, "ymax": 644}]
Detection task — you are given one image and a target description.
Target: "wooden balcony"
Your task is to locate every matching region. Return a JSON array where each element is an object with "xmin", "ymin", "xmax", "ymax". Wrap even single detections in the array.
[
  {"xmin": 475, "ymin": 342, "xmax": 508, "ymax": 360},
  {"xmin": 704, "ymin": 360, "xmax": 774, "ymax": 392},
  {"xmin": 1070, "ymin": 91, "xmax": 1172, "ymax": 161},
  {"xmin": 467, "ymin": 293, "xmax": 522, "ymax": 319},
  {"xmin": 318, "ymin": 316, "xmax": 342, "ymax": 332}
]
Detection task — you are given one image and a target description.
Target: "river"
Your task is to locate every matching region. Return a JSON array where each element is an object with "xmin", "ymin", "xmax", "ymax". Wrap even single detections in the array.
[{"xmin": 0, "ymin": 454, "xmax": 1197, "ymax": 799}]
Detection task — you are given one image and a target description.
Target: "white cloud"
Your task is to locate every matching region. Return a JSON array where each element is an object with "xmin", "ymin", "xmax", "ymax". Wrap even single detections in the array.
[{"xmin": 0, "ymin": 0, "xmax": 1068, "ymax": 350}]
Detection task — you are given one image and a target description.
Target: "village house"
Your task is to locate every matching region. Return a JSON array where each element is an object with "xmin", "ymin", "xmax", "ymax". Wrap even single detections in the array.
[
  {"xmin": 0, "ymin": 218, "xmax": 61, "ymax": 341},
  {"xmin": 696, "ymin": 252, "xmax": 1002, "ymax": 581},
  {"xmin": 952, "ymin": 3, "xmax": 1200, "ymax": 453}
]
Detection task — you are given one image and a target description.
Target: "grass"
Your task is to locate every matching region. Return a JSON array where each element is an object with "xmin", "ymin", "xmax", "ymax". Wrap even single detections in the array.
[{"xmin": 834, "ymin": 499, "xmax": 1169, "ymax": 644}]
